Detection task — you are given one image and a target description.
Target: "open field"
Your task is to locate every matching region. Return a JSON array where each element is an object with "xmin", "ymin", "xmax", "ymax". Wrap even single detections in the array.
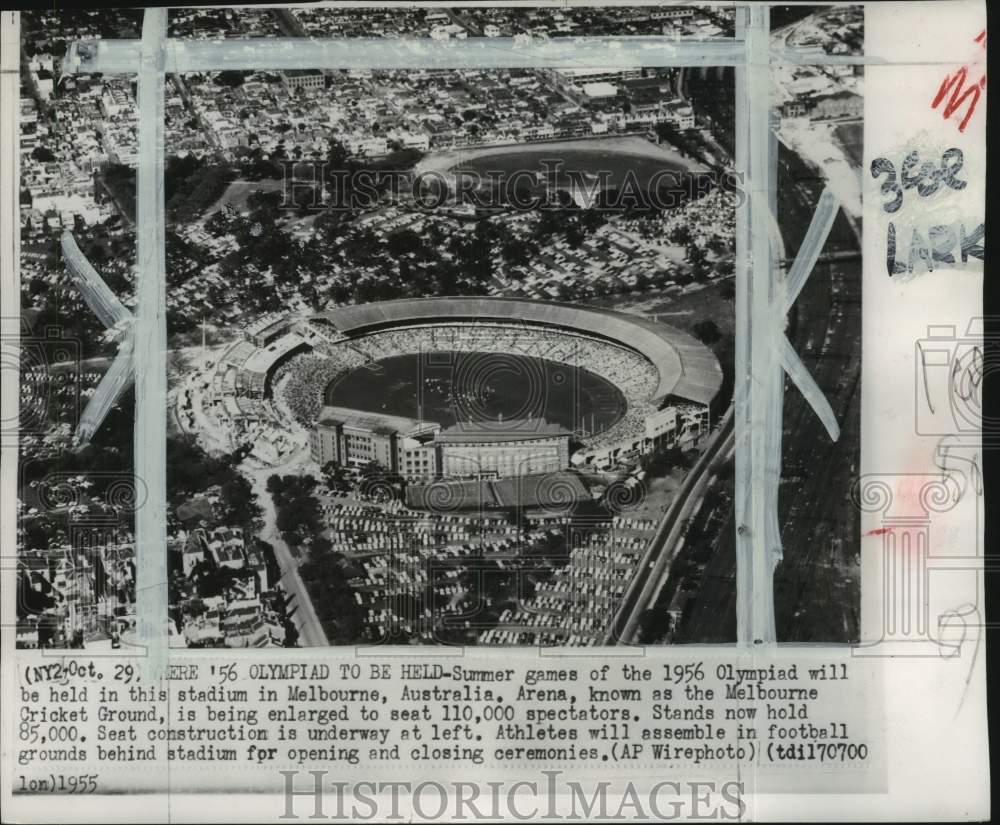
[{"xmin": 833, "ymin": 121, "xmax": 864, "ymax": 169}]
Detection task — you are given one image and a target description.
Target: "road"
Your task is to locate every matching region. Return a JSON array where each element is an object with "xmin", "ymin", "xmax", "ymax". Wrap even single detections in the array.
[
  {"xmin": 246, "ymin": 454, "xmax": 330, "ymax": 646},
  {"xmin": 95, "ymin": 176, "xmax": 135, "ymax": 227},
  {"xmin": 604, "ymin": 409, "xmax": 735, "ymax": 644},
  {"xmin": 444, "ymin": 8, "xmax": 481, "ymax": 35},
  {"xmin": 170, "ymin": 72, "xmax": 228, "ymax": 163},
  {"xmin": 273, "ymin": 7, "xmax": 309, "ymax": 37}
]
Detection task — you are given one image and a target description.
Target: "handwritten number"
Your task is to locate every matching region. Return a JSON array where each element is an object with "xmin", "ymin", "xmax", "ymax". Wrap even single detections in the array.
[
  {"xmin": 939, "ymin": 148, "xmax": 967, "ymax": 190},
  {"xmin": 870, "ymin": 157, "xmax": 903, "ymax": 213},
  {"xmin": 872, "ymin": 148, "xmax": 966, "ymax": 212},
  {"xmin": 900, "ymin": 151, "xmax": 941, "ymax": 197}
]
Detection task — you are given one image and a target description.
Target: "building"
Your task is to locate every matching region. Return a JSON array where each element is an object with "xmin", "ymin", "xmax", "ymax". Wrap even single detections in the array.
[
  {"xmin": 206, "ymin": 526, "xmax": 246, "ymax": 570},
  {"xmin": 345, "ymin": 135, "xmax": 388, "ymax": 157},
  {"xmin": 20, "ymin": 98, "xmax": 38, "ymax": 126},
  {"xmin": 243, "ymin": 312, "xmax": 293, "ymax": 346},
  {"xmin": 781, "ymin": 99, "xmax": 810, "ymax": 119},
  {"xmin": 644, "ymin": 407, "xmax": 678, "ymax": 447},
  {"xmin": 310, "ymin": 407, "xmax": 571, "ymax": 482},
  {"xmin": 430, "ymin": 23, "xmax": 467, "ymax": 39},
  {"xmin": 809, "ymin": 90, "xmax": 863, "ymax": 121},
  {"xmin": 398, "ymin": 435, "xmax": 439, "ymax": 483},
  {"xmin": 310, "ymin": 406, "xmax": 440, "ymax": 476},
  {"xmin": 582, "ymin": 81, "xmax": 619, "ymax": 100},
  {"xmin": 237, "ymin": 332, "xmax": 309, "ymax": 398},
  {"xmin": 664, "ymin": 101, "xmax": 695, "ymax": 128},
  {"xmin": 284, "ymin": 295, "xmax": 721, "ymax": 482},
  {"xmin": 101, "ymin": 85, "xmax": 132, "ymax": 118},
  {"xmin": 181, "ymin": 532, "xmax": 206, "ymax": 576},
  {"xmin": 435, "ymin": 419, "xmax": 571, "ymax": 479},
  {"xmin": 281, "ymin": 69, "xmax": 325, "ymax": 91},
  {"xmin": 549, "ymin": 67, "xmax": 642, "ymax": 91},
  {"xmin": 390, "ymin": 130, "xmax": 431, "ymax": 152},
  {"xmin": 649, "ymin": 7, "xmax": 696, "ymax": 21}
]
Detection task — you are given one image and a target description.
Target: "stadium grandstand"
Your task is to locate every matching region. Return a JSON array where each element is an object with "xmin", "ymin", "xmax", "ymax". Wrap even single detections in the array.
[
  {"xmin": 220, "ymin": 332, "xmax": 310, "ymax": 398},
  {"xmin": 210, "ymin": 297, "xmax": 722, "ymax": 479},
  {"xmin": 318, "ymin": 297, "xmax": 721, "ymax": 409},
  {"xmin": 243, "ymin": 312, "xmax": 296, "ymax": 347}
]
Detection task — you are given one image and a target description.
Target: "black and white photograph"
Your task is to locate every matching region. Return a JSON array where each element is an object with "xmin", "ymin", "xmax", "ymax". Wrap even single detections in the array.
[
  {"xmin": 14, "ymin": 4, "xmax": 862, "ymax": 650},
  {"xmin": 2, "ymin": 2, "xmax": 991, "ymax": 821}
]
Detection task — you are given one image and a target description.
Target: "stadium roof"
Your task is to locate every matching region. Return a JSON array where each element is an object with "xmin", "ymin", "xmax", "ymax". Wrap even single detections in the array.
[
  {"xmin": 317, "ymin": 405, "xmax": 438, "ymax": 437},
  {"xmin": 319, "ymin": 298, "xmax": 722, "ymax": 407},
  {"xmin": 240, "ymin": 332, "xmax": 309, "ymax": 377},
  {"xmin": 583, "ymin": 81, "xmax": 619, "ymax": 98},
  {"xmin": 243, "ymin": 311, "xmax": 291, "ymax": 339},
  {"xmin": 221, "ymin": 340, "xmax": 257, "ymax": 368},
  {"xmin": 435, "ymin": 418, "xmax": 569, "ymax": 444}
]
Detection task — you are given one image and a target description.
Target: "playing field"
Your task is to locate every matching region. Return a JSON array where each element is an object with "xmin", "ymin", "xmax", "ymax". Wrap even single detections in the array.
[{"xmin": 325, "ymin": 351, "xmax": 628, "ymax": 435}]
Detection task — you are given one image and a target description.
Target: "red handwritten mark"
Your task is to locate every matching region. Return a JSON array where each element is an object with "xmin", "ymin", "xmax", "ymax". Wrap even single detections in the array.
[
  {"xmin": 931, "ymin": 30, "xmax": 987, "ymax": 132},
  {"xmin": 864, "ymin": 527, "xmax": 892, "ymax": 537}
]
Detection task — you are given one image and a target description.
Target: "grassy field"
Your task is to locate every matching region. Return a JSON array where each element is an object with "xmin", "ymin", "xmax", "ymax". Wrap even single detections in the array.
[
  {"xmin": 204, "ymin": 179, "xmax": 287, "ymax": 217},
  {"xmin": 833, "ymin": 121, "xmax": 863, "ymax": 169}
]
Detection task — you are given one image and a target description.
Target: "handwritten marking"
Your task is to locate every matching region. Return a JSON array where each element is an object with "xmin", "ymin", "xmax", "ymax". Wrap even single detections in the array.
[{"xmin": 931, "ymin": 30, "xmax": 986, "ymax": 133}]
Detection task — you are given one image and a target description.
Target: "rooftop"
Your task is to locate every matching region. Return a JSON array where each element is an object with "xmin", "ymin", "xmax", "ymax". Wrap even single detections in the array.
[
  {"xmin": 320, "ymin": 297, "xmax": 723, "ymax": 407},
  {"xmin": 317, "ymin": 405, "xmax": 438, "ymax": 437},
  {"xmin": 435, "ymin": 418, "xmax": 569, "ymax": 444}
]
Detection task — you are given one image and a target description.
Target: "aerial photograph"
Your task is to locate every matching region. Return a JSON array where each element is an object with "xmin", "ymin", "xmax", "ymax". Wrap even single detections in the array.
[{"xmin": 15, "ymin": 5, "xmax": 862, "ymax": 649}]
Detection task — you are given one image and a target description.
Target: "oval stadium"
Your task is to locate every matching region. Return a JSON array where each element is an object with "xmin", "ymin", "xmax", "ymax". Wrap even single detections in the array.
[{"xmin": 217, "ymin": 297, "xmax": 723, "ymax": 499}]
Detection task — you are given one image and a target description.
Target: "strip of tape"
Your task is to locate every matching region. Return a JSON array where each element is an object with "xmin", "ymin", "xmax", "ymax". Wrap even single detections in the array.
[{"xmin": 135, "ymin": 8, "xmax": 169, "ymax": 678}]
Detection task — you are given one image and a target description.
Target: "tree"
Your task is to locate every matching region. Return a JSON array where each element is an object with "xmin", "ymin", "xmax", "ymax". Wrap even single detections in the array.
[
  {"xmin": 31, "ymin": 146, "xmax": 56, "ymax": 162},
  {"xmin": 565, "ymin": 221, "xmax": 585, "ymax": 249},
  {"xmin": 707, "ymin": 236, "xmax": 728, "ymax": 256},
  {"xmin": 669, "ymin": 225, "xmax": 692, "ymax": 245},
  {"xmin": 205, "ymin": 209, "xmax": 232, "ymax": 238},
  {"xmin": 637, "ymin": 608, "xmax": 663, "ymax": 644},
  {"xmin": 215, "ymin": 70, "xmax": 246, "ymax": 88},
  {"xmin": 686, "ymin": 242, "xmax": 707, "ymax": 267},
  {"xmin": 387, "ymin": 228, "xmax": 423, "ymax": 258},
  {"xmin": 322, "ymin": 460, "xmax": 350, "ymax": 491},
  {"xmin": 692, "ymin": 319, "xmax": 722, "ymax": 345},
  {"xmin": 501, "ymin": 237, "xmax": 538, "ymax": 267},
  {"xmin": 642, "ymin": 445, "xmax": 688, "ymax": 478},
  {"xmin": 326, "ymin": 138, "xmax": 350, "ymax": 172}
]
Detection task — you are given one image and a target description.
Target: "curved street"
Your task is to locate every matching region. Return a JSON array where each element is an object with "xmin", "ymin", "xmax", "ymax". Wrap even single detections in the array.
[{"xmin": 245, "ymin": 448, "xmax": 330, "ymax": 646}]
